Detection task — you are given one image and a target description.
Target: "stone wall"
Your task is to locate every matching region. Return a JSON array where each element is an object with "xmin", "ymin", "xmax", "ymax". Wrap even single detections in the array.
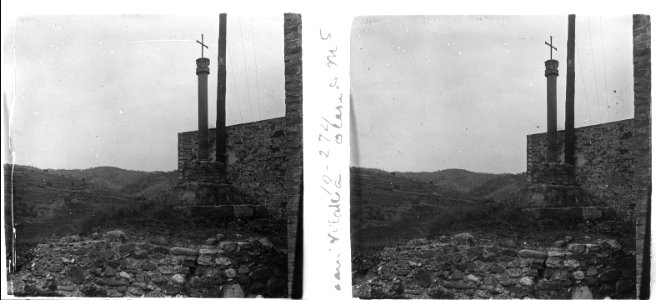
[
  {"xmin": 526, "ymin": 119, "xmax": 636, "ymax": 220},
  {"xmin": 632, "ymin": 14, "xmax": 651, "ymax": 298},
  {"xmin": 283, "ymin": 13, "xmax": 303, "ymax": 298},
  {"xmin": 7, "ymin": 230, "xmax": 287, "ymax": 298},
  {"xmin": 177, "ymin": 117, "xmax": 287, "ymax": 217}
]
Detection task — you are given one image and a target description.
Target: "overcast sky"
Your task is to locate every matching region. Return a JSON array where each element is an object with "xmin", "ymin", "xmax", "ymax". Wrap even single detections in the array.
[
  {"xmin": 4, "ymin": 14, "xmax": 285, "ymax": 171},
  {"xmin": 350, "ymin": 15, "xmax": 634, "ymax": 174}
]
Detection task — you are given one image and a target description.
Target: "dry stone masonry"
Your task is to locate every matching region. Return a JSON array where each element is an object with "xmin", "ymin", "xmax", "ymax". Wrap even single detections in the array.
[
  {"xmin": 353, "ymin": 233, "xmax": 635, "ymax": 299},
  {"xmin": 8, "ymin": 230, "xmax": 287, "ymax": 297}
]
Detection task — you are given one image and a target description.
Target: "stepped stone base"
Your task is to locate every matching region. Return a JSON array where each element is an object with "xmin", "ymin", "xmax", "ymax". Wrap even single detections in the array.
[{"xmin": 179, "ymin": 160, "xmax": 226, "ymax": 184}]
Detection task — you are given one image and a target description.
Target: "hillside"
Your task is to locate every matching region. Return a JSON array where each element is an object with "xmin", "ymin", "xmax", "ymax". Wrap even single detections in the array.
[
  {"xmin": 46, "ymin": 166, "xmax": 175, "ymax": 192},
  {"xmin": 350, "ymin": 167, "xmax": 525, "ymax": 250},
  {"xmin": 3, "ymin": 164, "xmax": 176, "ymax": 245},
  {"xmin": 399, "ymin": 168, "xmax": 522, "ymax": 194}
]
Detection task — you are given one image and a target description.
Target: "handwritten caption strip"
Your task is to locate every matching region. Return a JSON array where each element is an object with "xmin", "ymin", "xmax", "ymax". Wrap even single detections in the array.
[{"xmin": 305, "ymin": 17, "xmax": 351, "ymax": 298}]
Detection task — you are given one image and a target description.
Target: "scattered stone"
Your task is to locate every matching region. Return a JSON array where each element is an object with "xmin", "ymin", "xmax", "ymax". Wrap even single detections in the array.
[
  {"xmin": 466, "ymin": 274, "xmax": 480, "ymax": 283},
  {"xmin": 118, "ymin": 271, "xmax": 131, "ymax": 279},
  {"xmin": 60, "ymin": 235, "xmax": 81, "ymax": 243},
  {"xmin": 564, "ymin": 236, "xmax": 574, "ymax": 243},
  {"xmin": 158, "ymin": 266, "xmax": 174, "ymax": 275},
  {"xmin": 519, "ymin": 276, "xmax": 533, "ymax": 286},
  {"xmin": 197, "ymin": 255, "xmax": 212, "ymax": 266},
  {"xmin": 507, "ymin": 268, "xmax": 522, "ymax": 277},
  {"xmin": 238, "ymin": 265, "xmax": 250, "ymax": 275},
  {"xmin": 408, "ymin": 260, "xmax": 421, "ymax": 267},
  {"xmin": 518, "ymin": 249, "xmax": 547, "ymax": 258},
  {"xmin": 216, "ymin": 256, "xmax": 231, "ymax": 266},
  {"xmin": 415, "ymin": 268, "xmax": 432, "ymax": 288},
  {"xmin": 142, "ymin": 262, "xmax": 157, "ymax": 271},
  {"xmin": 223, "ymin": 283, "xmax": 245, "ymax": 297},
  {"xmin": 500, "ymin": 279, "xmax": 515, "ymax": 286},
  {"xmin": 563, "ymin": 259, "xmax": 580, "ymax": 269},
  {"xmin": 567, "ymin": 243, "xmax": 586, "ymax": 253},
  {"xmin": 157, "ymin": 283, "xmax": 180, "ymax": 295},
  {"xmin": 570, "ymin": 285, "xmax": 593, "ymax": 299},
  {"xmin": 106, "ymin": 230, "xmax": 127, "ymax": 243},
  {"xmin": 61, "ymin": 256, "xmax": 75, "ymax": 264},
  {"xmin": 171, "ymin": 274, "xmax": 185, "ymax": 284},
  {"xmin": 49, "ymin": 263, "xmax": 64, "ymax": 273},
  {"xmin": 586, "ymin": 266, "xmax": 598, "ymax": 277},
  {"xmin": 572, "ymin": 271, "xmax": 585, "ymax": 280},
  {"xmin": 67, "ymin": 265, "xmax": 85, "ymax": 284},
  {"xmin": 169, "ymin": 247, "xmax": 198, "ymax": 256},
  {"xmin": 103, "ymin": 267, "xmax": 116, "ymax": 277},
  {"xmin": 553, "ymin": 240, "xmax": 567, "ymax": 247},
  {"xmin": 451, "ymin": 269, "xmax": 464, "ymax": 280},
  {"xmin": 547, "ymin": 250, "xmax": 573, "ymax": 257},
  {"xmin": 500, "ymin": 239, "xmax": 517, "ymax": 248},
  {"xmin": 454, "ymin": 233, "xmax": 475, "ymax": 245},
  {"xmin": 128, "ymin": 287, "xmax": 144, "ymax": 296},
  {"xmin": 225, "ymin": 268, "xmax": 237, "ymax": 278},
  {"xmin": 490, "ymin": 265, "xmax": 505, "ymax": 274},
  {"xmin": 204, "ymin": 238, "xmax": 218, "ymax": 245},
  {"xmin": 219, "ymin": 241, "xmax": 238, "ymax": 252},
  {"xmin": 546, "ymin": 257, "xmax": 562, "ymax": 268},
  {"xmin": 443, "ymin": 281, "xmax": 474, "ymax": 289}
]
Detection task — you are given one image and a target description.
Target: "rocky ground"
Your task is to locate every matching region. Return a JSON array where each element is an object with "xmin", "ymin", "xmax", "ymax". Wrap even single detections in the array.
[
  {"xmin": 7, "ymin": 228, "xmax": 288, "ymax": 297},
  {"xmin": 353, "ymin": 231, "xmax": 635, "ymax": 299}
]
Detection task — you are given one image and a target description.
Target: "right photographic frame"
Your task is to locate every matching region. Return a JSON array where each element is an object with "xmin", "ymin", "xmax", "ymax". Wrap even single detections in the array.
[{"xmin": 350, "ymin": 15, "xmax": 651, "ymax": 299}]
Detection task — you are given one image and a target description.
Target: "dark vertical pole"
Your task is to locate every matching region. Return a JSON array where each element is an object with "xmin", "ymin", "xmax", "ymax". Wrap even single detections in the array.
[
  {"xmin": 565, "ymin": 14, "xmax": 576, "ymax": 165},
  {"xmin": 196, "ymin": 58, "xmax": 210, "ymax": 160},
  {"xmin": 216, "ymin": 13, "xmax": 227, "ymax": 163},
  {"xmin": 545, "ymin": 59, "xmax": 559, "ymax": 162}
]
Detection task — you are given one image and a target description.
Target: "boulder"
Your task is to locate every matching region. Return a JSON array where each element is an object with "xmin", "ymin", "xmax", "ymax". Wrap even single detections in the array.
[
  {"xmin": 454, "ymin": 233, "xmax": 475, "ymax": 245},
  {"xmin": 223, "ymin": 283, "xmax": 245, "ymax": 298},
  {"xmin": 570, "ymin": 285, "xmax": 593, "ymax": 299},
  {"xmin": 105, "ymin": 230, "xmax": 127, "ymax": 243},
  {"xmin": 169, "ymin": 247, "xmax": 198, "ymax": 256}
]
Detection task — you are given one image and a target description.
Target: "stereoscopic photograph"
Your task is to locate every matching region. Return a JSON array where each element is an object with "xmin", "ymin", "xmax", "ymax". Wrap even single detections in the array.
[
  {"xmin": 350, "ymin": 15, "xmax": 650, "ymax": 299},
  {"xmin": 3, "ymin": 13, "xmax": 303, "ymax": 298}
]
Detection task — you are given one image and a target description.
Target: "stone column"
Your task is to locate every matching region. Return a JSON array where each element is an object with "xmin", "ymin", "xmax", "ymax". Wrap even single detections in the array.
[
  {"xmin": 216, "ymin": 13, "xmax": 227, "ymax": 163},
  {"xmin": 196, "ymin": 57, "xmax": 210, "ymax": 160},
  {"xmin": 544, "ymin": 59, "xmax": 559, "ymax": 162},
  {"xmin": 564, "ymin": 15, "xmax": 576, "ymax": 166}
]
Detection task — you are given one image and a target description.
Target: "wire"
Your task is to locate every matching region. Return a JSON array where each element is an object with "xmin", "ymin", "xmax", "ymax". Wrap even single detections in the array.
[
  {"xmin": 238, "ymin": 15, "xmax": 253, "ymax": 120},
  {"xmin": 227, "ymin": 44, "xmax": 243, "ymax": 121},
  {"xmin": 587, "ymin": 17, "xmax": 602, "ymax": 123},
  {"xmin": 251, "ymin": 16, "xmax": 262, "ymax": 120}
]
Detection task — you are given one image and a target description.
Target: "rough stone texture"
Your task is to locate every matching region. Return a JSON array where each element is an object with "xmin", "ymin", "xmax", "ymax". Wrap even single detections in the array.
[
  {"xmin": 284, "ymin": 13, "xmax": 303, "ymax": 298},
  {"xmin": 178, "ymin": 118, "xmax": 287, "ymax": 217},
  {"xmin": 527, "ymin": 119, "xmax": 636, "ymax": 219},
  {"xmin": 633, "ymin": 14, "xmax": 651, "ymax": 298},
  {"xmin": 6, "ymin": 231, "xmax": 287, "ymax": 297},
  {"xmin": 353, "ymin": 233, "xmax": 636, "ymax": 299}
]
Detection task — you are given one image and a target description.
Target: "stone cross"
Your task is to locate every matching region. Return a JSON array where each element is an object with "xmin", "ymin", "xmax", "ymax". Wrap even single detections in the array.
[
  {"xmin": 196, "ymin": 34, "xmax": 209, "ymax": 58},
  {"xmin": 545, "ymin": 35, "xmax": 558, "ymax": 60}
]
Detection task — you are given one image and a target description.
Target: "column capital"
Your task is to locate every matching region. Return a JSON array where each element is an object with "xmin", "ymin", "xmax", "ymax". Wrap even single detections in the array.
[
  {"xmin": 196, "ymin": 57, "xmax": 210, "ymax": 75},
  {"xmin": 545, "ymin": 59, "xmax": 559, "ymax": 77}
]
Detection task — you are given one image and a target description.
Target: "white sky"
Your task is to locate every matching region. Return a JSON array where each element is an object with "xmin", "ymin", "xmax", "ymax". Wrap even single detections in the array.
[
  {"xmin": 350, "ymin": 15, "xmax": 634, "ymax": 173},
  {"xmin": 4, "ymin": 14, "xmax": 285, "ymax": 171}
]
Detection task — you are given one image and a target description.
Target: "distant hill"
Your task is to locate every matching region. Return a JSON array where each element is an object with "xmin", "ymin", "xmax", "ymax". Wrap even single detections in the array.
[
  {"xmin": 350, "ymin": 167, "xmax": 526, "ymax": 250},
  {"xmin": 3, "ymin": 164, "xmax": 177, "ymax": 244},
  {"xmin": 398, "ymin": 168, "xmax": 508, "ymax": 193}
]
